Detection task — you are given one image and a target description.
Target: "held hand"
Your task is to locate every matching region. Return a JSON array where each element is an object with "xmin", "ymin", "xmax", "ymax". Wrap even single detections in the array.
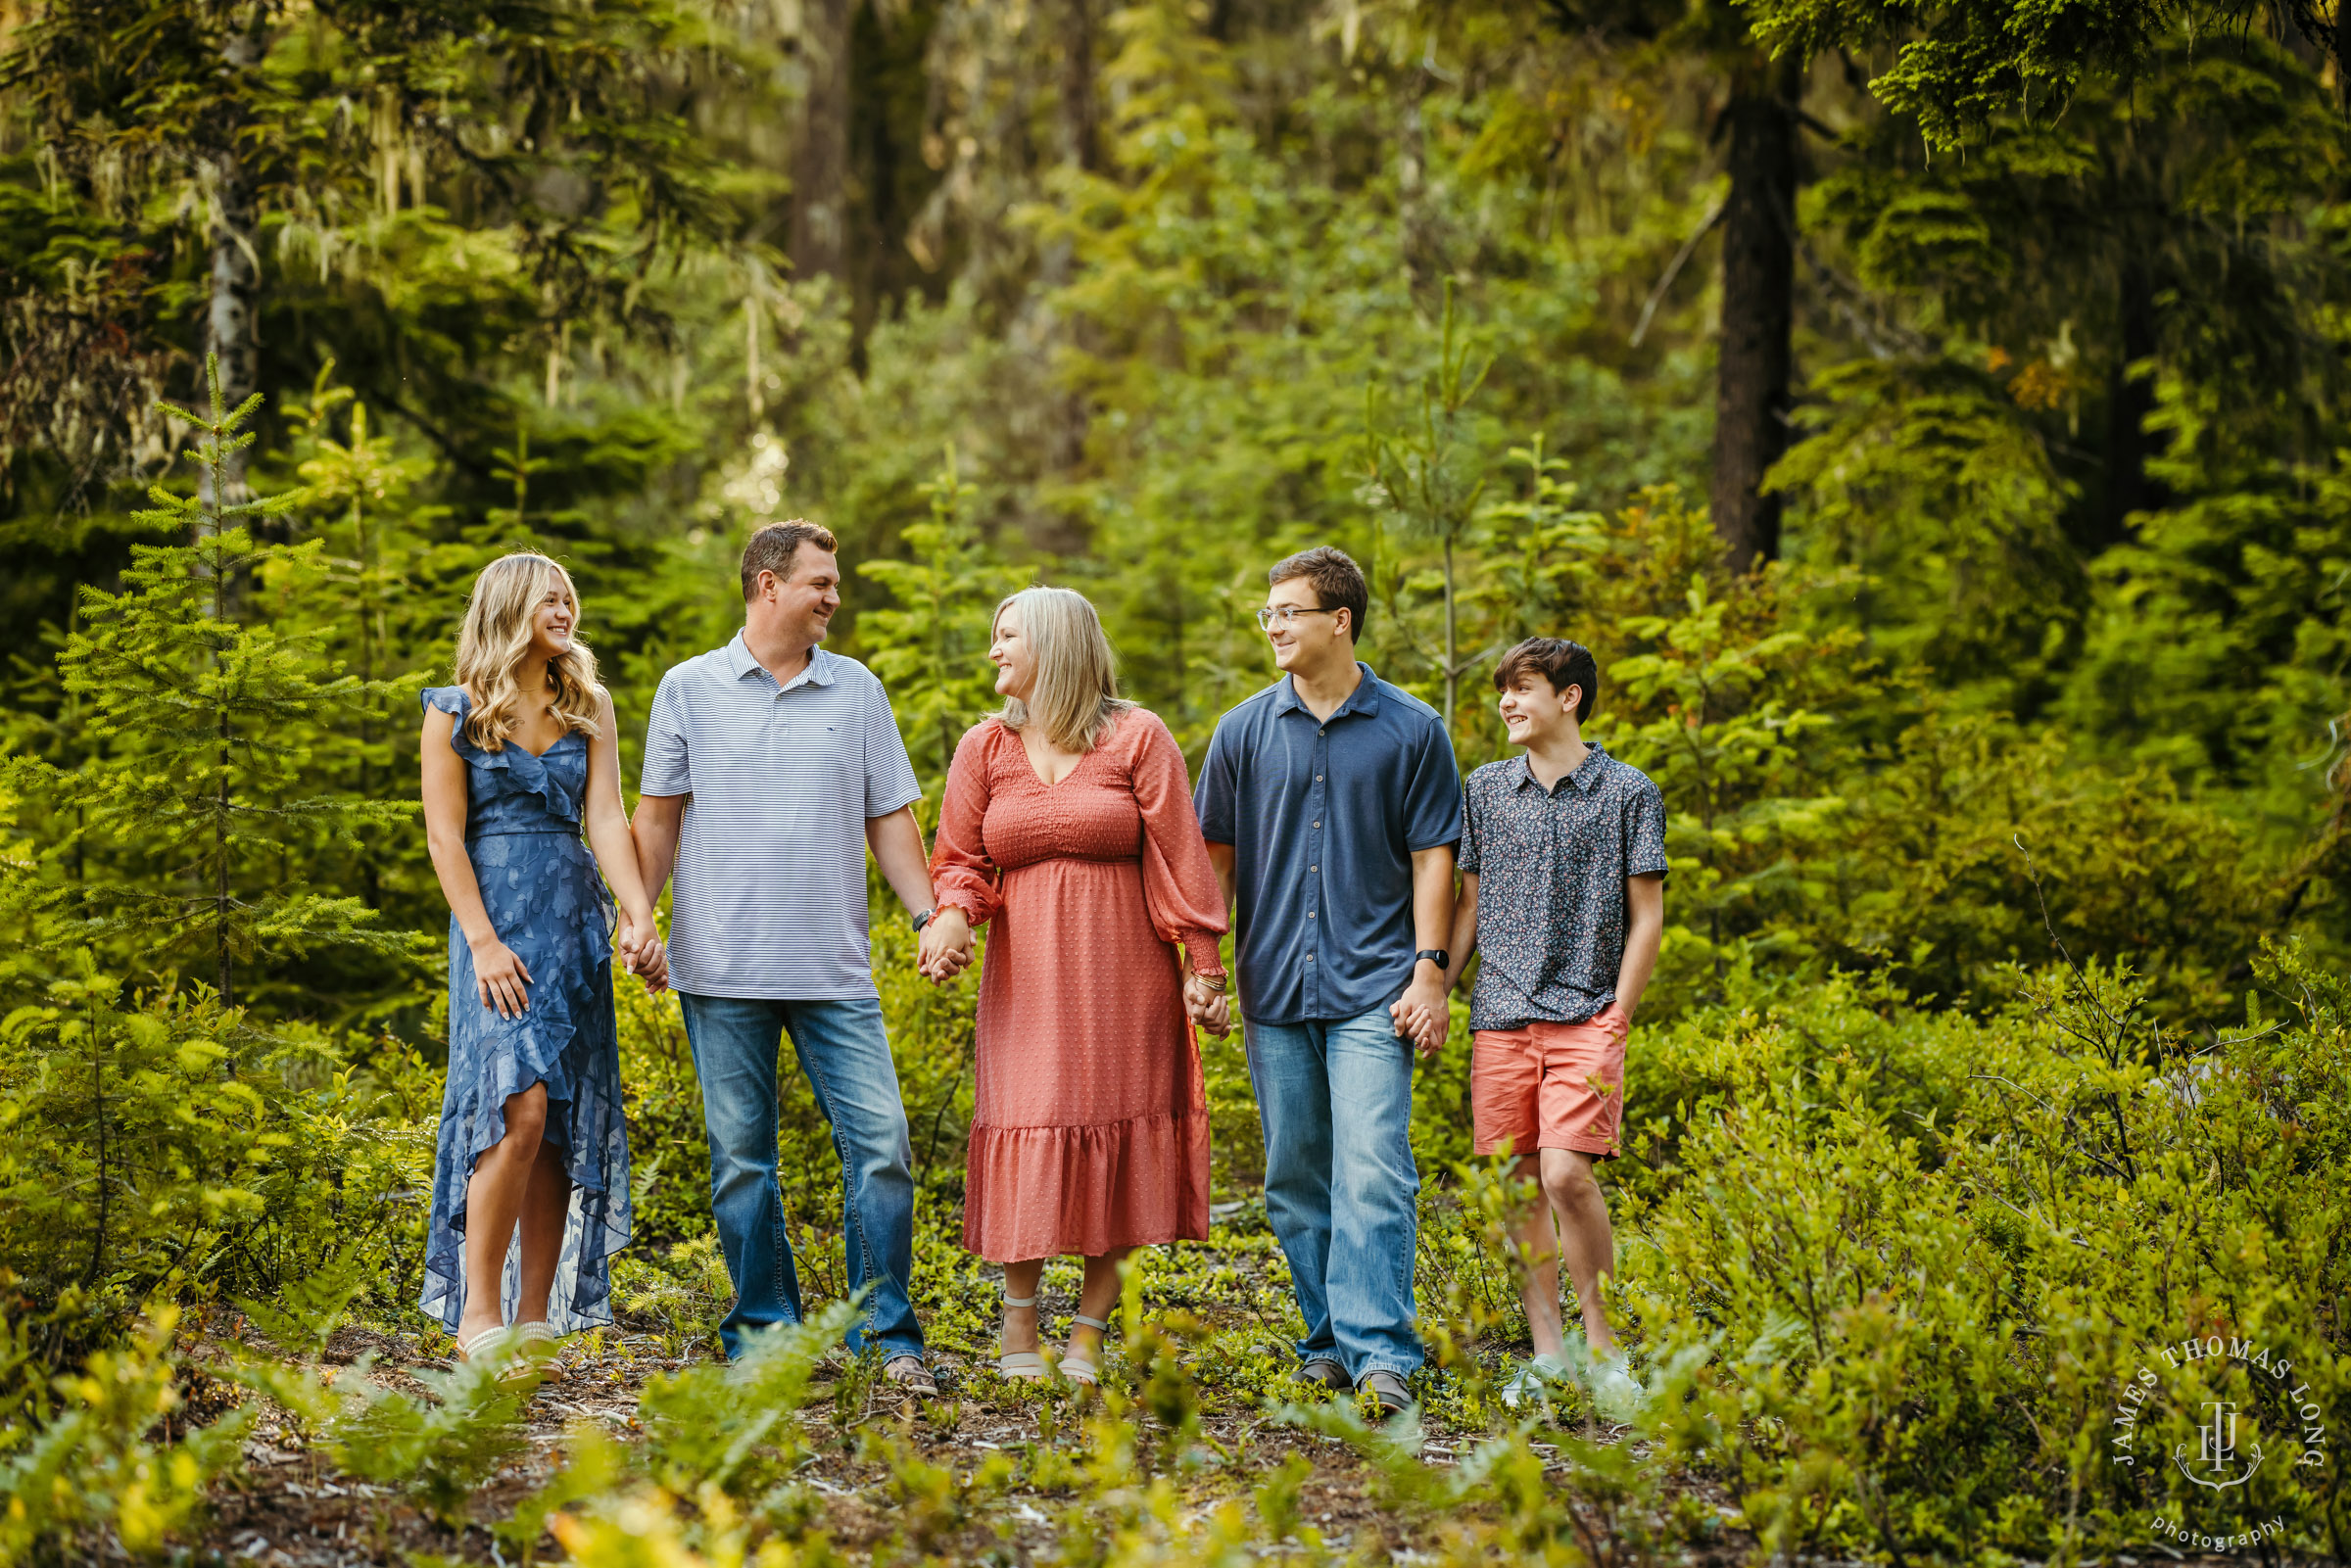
[
  {"xmin": 1391, "ymin": 975, "xmax": 1449, "ymax": 1060},
  {"xmin": 1182, "ymin": 974, "xmax": 1232, "ymax": 1037},
  {"xmin": 917, "ymin": 908, "xmax": 974, "ymax": 984},
  {"xmin": 636, "ymin": 937, "xmax": 671, "ymax": 995},
  {"xmin": 615, "ymin": 912, "xmax": 655, "ymax": 973},
  {"xmin": 469, "ymin": 933, "xmax": 533, "ymax": 1019}
]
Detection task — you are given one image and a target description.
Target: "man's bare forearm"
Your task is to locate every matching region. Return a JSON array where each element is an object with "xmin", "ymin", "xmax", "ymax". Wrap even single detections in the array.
[
  {"xmin": 632, "ymin": 794, "xmax": 686, "ymax": 907},
  {"xmin": 867, "ymin": 805, "xmax": 936, "ymax": 917},
  {"xmin": 1206, "ymin": 842, "xmax": 1235, "ymax": 916},
  {"xmin": 1409, "ymin": 845, "xmax": 1457, "ymax": 974}
]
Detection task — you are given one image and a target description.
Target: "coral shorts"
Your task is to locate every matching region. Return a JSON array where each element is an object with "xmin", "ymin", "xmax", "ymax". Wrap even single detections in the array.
[{"xmin": 1470, "ymin": 1005, "xmax": 1628, "ymax": 1160}]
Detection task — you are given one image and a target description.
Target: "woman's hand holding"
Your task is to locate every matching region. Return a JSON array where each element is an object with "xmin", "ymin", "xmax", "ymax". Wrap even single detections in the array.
[
  {"xmin": 918, "ymin": 907, "xmax": 974, "ymax": 984},
  {"xmin": 469, "ymin": 931, "xmax": 533, "ymax": 1018},
  {"xmin": 617, "ymin": 912, "xmax": 670, "ymax": 995},
  {"xmin": 1182, "ymin": 973, "xmax": 1232, "ymax": 1037}
]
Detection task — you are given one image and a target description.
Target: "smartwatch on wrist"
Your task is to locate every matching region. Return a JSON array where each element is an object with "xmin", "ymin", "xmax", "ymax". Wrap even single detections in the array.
[
  {"xmin": 1415, "ymin": 948, "xmax": 1450, "ymax": 972},
  {"xmin": 912, "ymin": 907, "xmax": 936, "ymax": 932}
]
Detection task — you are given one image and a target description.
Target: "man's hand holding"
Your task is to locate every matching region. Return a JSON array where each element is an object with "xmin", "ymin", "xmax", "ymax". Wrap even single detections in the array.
[
  {"xmin": 1391, "ymin": 964, "xmax": 1450, "ymax": 1059},
  {"xmin": 918, "ymin": 907, "xmax": 975, "ymax": 984}
]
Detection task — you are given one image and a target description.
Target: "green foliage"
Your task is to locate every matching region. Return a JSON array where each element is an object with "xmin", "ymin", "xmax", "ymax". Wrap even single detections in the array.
[
  {"xmin": 1619, "ymin": 943, "xmax": 2351, "ymax": 1561},
  {"xmin": 854, "ymin": 446, "xmax": 1026, "ymax": 790},
  {"xmin": 4, "ymin": 361, "xmax": 409, "ymax": 1010},
  {"xmin": 0, "ymin": 1308, "xmax": 251, "ymax": 1566},
  {"xmin": 0, "ymin": 956, "xmax": 423, "ymax": 1320}
]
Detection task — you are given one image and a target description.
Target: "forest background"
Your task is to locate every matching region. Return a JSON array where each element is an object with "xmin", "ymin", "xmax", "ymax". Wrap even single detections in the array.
[{"xmin": 0, "ymin": 0, "xmax": 2349, "ymax": 1563}]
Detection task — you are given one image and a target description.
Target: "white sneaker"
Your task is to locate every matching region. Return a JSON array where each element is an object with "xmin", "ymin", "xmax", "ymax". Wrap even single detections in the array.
[
  {"xmin": 1500, "ymin": 1353, "xmax": 1567, "ymax": 1410},
  {"xmin": 1590, "ymin": 1354, "xmax": 1646, "ymax": 1422}
]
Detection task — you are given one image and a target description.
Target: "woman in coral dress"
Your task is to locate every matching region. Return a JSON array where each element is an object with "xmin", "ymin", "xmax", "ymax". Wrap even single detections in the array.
[{"xmin": 921, "ymin": 587, "xmax": 1231, "ymax": 1384}]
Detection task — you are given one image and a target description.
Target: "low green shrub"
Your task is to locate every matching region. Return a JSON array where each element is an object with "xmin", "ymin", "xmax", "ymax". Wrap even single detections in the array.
[
  {"xmin": 0, "ymin": 1307, "xmax": 249, "ymax": 1565},
  {"xmin": 0, "ymin": 955, "xmax": 426, "ymax": 1341},
  {"xmin": 1623, "ymin": 943, "xmax": 2351, "ymax": 1562}
]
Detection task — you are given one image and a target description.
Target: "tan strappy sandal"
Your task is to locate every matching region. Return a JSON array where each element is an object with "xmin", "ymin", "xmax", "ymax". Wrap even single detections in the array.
[
  {"xmin": 514, "ymin": 1320, "xmax": 567, "ymax": 1385},
  {"xmin": 1060, "ymin": 1312, "xmax": 1110, "ymax": 1386},
  {"xmin": 998, "ymin": 1286, "xmax": 1046, "ymax": 1380}
]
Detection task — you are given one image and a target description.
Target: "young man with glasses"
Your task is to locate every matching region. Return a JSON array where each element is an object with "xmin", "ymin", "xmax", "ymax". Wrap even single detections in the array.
[{"xmin": 1195, "ymin": 546, "xmax": 1462, "ymax": 1418}]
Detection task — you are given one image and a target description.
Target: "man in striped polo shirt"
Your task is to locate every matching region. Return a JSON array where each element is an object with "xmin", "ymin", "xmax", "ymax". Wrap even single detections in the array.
[{"xmin": 632, "ymin": 520, "xmax": 958, "ymax": 1392}]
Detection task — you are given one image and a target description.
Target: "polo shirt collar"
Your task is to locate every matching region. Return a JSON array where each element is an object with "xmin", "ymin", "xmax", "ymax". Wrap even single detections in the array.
[
  {"xmin": 725, "ymin": 632, "xmax": 837, "ymax": 689},
  {"xmin": 1514, "ymin": 741, "xmax": 1611, "ymax": 795},
  {"xmin": 1274, "ymin": 661, "xmax": 1383, "ymax": 719}
]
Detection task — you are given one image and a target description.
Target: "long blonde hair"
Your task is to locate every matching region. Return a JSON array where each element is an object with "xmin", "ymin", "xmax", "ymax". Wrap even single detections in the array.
[
  {"xmin": 995, "ymin": 587, "xmax": 1130, "ymax": 752},
  {"xmin": 452, "ymin": 553, "xmax": 602, "ymax": 751}
]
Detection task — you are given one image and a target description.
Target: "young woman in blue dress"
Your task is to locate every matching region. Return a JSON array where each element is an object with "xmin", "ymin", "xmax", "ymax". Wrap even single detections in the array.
[{"xmin": 418, "ymin": 552, "xmax": 666, "ymax": 1368}]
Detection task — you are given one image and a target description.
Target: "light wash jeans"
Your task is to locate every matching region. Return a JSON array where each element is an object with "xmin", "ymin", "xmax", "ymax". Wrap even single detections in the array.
[
  {"xmin": 1243, "ymin": 1002, "xmax": 1422, "ymax": 1381},
  {"xmin": 678, "ymin": 993, "xmax": 924, "ymax": 1363}
]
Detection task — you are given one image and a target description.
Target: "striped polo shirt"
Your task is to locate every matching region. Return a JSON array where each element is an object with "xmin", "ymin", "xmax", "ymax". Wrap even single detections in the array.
[{"xmin": 640, "ymin": 634, "xmax": 923, "ymax": 1000}]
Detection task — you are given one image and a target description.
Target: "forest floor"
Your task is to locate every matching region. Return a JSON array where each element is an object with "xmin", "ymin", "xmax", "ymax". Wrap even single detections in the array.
[
  {"xmin": 168, "ymin": 1213, "xmax": 2286, "ymax": 1568},
  {"xmin": 175, "ymin": 1207, "xmax": 1763, "ymax": 1568}
]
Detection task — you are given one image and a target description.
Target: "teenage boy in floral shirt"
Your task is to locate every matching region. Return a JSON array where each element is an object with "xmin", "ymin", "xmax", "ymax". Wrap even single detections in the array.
[{"xmin": 1411, "ymin": 637, "xmax": 1666, "ymax": 1415}]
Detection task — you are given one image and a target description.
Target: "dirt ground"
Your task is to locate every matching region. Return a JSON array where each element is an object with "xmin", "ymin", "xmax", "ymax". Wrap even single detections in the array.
[{"xmin": 175, "ymin": 1286, "xmax": 1760, "ymax": 1568}]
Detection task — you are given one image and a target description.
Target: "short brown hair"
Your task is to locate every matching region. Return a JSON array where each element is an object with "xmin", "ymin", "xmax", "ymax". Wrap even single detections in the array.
[
  {"xmin": 1494, "ymin": 638, "xmax": 1599, "ymax": 723},
  {"xmin": 741, "ymin": 520, "xmax": 840, "ymax": 600},
  {"xmin": 1267, "ymin": 546, "xmax": 1368, "ymax": 642}
]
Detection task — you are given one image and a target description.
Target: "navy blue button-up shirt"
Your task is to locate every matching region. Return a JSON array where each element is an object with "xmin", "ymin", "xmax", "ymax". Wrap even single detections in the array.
[{"xmin": 1196, "ymin": 664, "xmax": 1463, "ymax": 1025}]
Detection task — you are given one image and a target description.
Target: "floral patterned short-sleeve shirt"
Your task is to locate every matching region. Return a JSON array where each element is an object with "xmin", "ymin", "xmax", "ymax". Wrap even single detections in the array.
[{"xmin": 1459, "ymin": 742, "xmax": 1669, "ymax": 1030}]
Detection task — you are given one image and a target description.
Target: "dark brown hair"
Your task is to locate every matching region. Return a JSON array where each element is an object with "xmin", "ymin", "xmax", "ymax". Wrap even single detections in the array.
[
  {"xmin": 1267, "ymin": 546, "xmax": 1369, "ymax": 642},
  {"xmin": 741, "ymin": 520, "xmax": 840, "ymax": 600},
  {"xmin": 1493, "ymin": 637, "xmax": 1599, "ymax": 724}
]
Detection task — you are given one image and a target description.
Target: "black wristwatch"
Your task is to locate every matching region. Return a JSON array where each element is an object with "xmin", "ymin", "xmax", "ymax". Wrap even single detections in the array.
[
  {"xmin": 1415, "ymin": 948, "xmax": 1450, "ymax": 972},
  {"xmin": 912, "ymin": 907, "xmax": 937, "ymax": 931}
]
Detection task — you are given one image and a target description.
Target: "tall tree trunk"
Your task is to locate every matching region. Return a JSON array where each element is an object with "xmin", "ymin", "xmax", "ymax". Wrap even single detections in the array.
[
  {"xmin": 1039, "ymin": 0, "xmax": 1100, "ymax": 480},
  {"xmin": 203, "ymin": 25, "xmax": 262, "ymax": 540},
  {"xmin": 1058, "ymin": 0, "xmax": 1101, "ymax": 176},
  {"xmin": 792, "ymin": 0, "xmax": 854, "ymax": 284},
  {"xmin": 2096, "ymin": 254, "xmax": 2165, "ymax": 546},
  {"xmin": 1709, "ymin": 53, "xmax": 1802, "ymax": 574}
]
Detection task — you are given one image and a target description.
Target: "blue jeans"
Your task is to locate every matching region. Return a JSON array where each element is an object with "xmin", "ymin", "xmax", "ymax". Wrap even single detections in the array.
[
  {"xmin": 1243, "ymin": 1002, "xmax": 1422, "ymax": 1380},
  {"xmin": 678, "ymin": 993, "xmax": 924, "ymax": 1363}
]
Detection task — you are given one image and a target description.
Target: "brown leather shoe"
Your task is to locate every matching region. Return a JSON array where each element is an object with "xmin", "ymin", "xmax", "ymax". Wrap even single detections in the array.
[
  {"xmin": 1356, "ymin": 1369, "xmax": 1415, "ymax": 1417},
  {"xmin": 1296, "ymin": 1356, "xmax": 1350, "ymax": 1392},
  {"xmin": 883, "ymin": 1354, "xmax": 937, "ymax": 1397}
]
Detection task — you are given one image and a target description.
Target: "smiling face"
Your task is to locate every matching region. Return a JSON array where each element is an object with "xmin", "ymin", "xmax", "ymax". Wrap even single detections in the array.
[
  {"xmin": 1496, "ymin": 669, "xmax": 1582, "ymax": 750},
  {"xmin": 526, "ymin": 574, "xmax": 579, "ymax": 663},
  {"xmin": 1263, "ymin": 576, "xmax": 1350, "ymax": 677},
  {"xmin": 989, "ymin": 601, "xmax": 1035, "ymax": 702},
  {"xmin": 749, "ymin": 546, "xmax": 842, "ymax": 649}
]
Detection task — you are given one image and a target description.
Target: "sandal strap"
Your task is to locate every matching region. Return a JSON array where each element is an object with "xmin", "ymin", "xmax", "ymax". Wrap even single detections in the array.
[
  {"xmin": 1071, "ymin": 1313, "xmax": 1112, "ymax": 1332},
  {"xmin": 1001, "ymin": 1290, "xmax": 1040, "ymax": 1308}
]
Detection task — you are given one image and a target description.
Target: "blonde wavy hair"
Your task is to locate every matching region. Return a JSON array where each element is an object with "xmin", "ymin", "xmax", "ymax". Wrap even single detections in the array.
[
  {"xmin": 452, "ymin": 553, "xmax": 603, "ymax": 751},
  {"xmin": 994, "ymin": 587, "xmax": 1130, "ymax": 752}
]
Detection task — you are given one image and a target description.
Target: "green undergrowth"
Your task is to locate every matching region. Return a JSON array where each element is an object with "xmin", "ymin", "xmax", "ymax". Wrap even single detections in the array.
[{"xmin": 2, "ymin": 942, "xmax": 2345, "ymax": 1564}]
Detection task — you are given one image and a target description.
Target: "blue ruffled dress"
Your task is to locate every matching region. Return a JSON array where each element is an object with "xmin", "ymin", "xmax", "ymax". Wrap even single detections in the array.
[{"xmin": 419, "ymin": 687, "xmax": 632, "ymax": 1333}]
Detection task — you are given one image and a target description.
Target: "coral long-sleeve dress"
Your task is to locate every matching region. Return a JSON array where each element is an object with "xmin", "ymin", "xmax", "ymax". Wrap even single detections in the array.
[{"xmin": 931, "ymin": 706, "xmax": 1227, "ymax": 1262}]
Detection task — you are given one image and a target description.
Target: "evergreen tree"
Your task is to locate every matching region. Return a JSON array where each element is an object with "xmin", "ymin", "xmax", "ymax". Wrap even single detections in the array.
[
  {"xmin": 855, "ymin": 446, "xmax": 1025, "ymax": 792},
  {"xmin": 6, "ymin": 358, "xmax": 408, "ymax": 1012}
]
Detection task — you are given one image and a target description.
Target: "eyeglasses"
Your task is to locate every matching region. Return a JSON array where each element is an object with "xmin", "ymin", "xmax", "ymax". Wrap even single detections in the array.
[{"xmin": 1256, "ymin": 604, "xmax": 1334, "ymax": 630}]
